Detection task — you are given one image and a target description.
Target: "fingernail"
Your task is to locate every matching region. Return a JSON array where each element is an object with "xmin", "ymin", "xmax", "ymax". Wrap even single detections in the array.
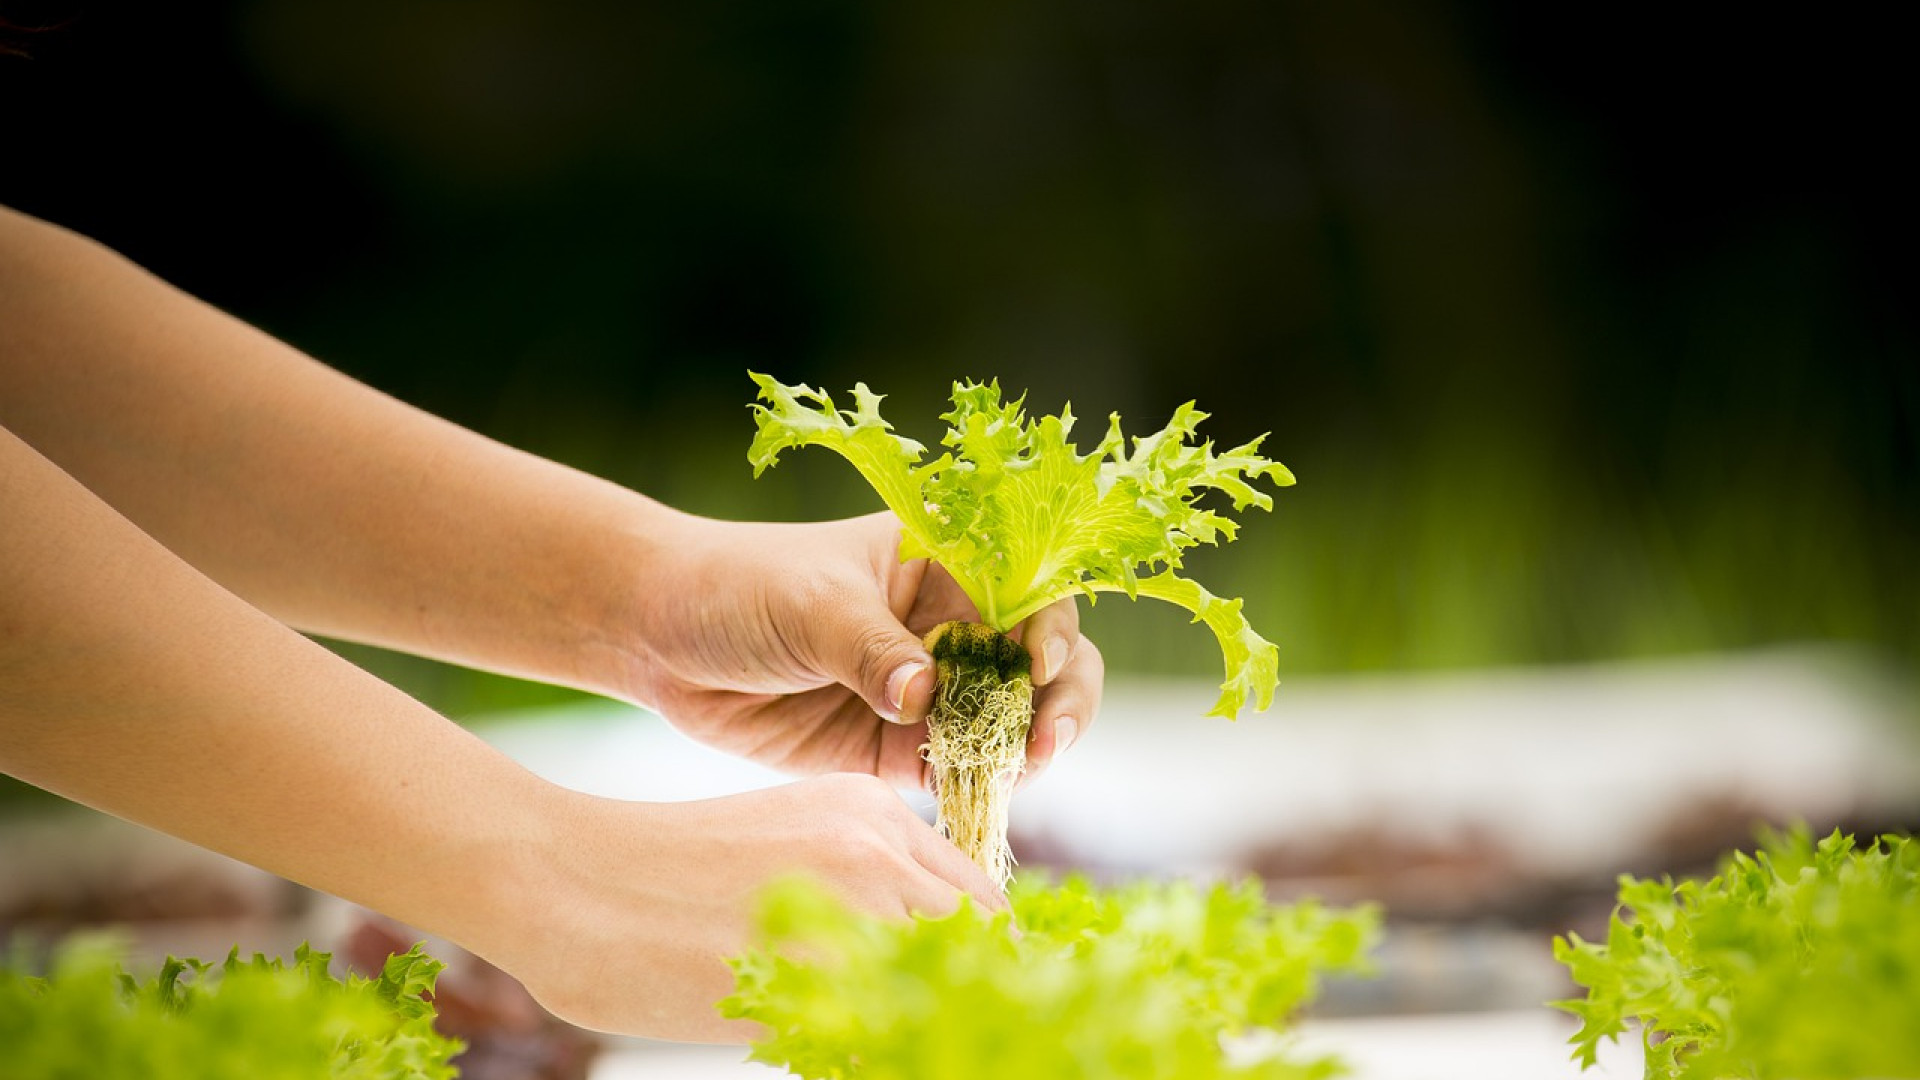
[
  {"xmin": 884, "ymin": 662, "xmax": 926, "ymax": 723},
  {"xmin": 1053, "ymin": 715, "xmax": 1078, "ymax": 756},
  {"xmin": 1041, "ymin": 636, "xmax": 1070, "ymax": 683}
]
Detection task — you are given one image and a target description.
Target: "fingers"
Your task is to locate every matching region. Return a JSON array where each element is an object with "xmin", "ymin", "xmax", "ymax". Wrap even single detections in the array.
[
  {"xmin": 807, "ymin": 774, "xmax": 1007, "ymax": 915},
  {"xmin": 876, "ymin": 715, "xmax": 936, "ymax": 792},
  {"xmin": 1020, "ymin": 595, "xmax": 1082, "ymax": 686},
  {"xmin": 517, "ymin": 778, "xmax": 999, "ymax": 1043},
  {"xmin": 904, "ymin": 817, "xmax": 1009, "ymax": 913},
  {"xmin": 804, "ymin": 585, "xmax": 935, "ymax": 727},
  {"xmin": 1022, "ymin": 633, "xmax": 1102, "ymax": 784},
  {"xmin": 841, "ymin": 774, "xmax": 1006, "ymax": 915}
]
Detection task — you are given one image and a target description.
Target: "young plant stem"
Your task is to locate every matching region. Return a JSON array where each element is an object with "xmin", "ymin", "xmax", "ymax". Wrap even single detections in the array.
[{"xmin": 921, "ymin": 621, "xmax": 1033, "ymax": 888}]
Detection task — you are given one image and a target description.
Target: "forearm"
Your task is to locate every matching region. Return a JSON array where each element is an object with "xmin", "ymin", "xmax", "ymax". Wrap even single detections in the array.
[
  {"xmin": 1, "ymin": 425, "xmax": 1006, "ymax": 1041},
  {"xmin": 0, "ymin": 421, "xmax": 566, "ymax": 957},
  {"xmin": 0, "ymin": 205, "xmax": 675, "ymax": 696}
]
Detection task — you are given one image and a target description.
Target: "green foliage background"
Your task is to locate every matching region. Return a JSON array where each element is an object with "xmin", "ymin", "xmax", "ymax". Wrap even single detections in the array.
[{"xmin": 1, "ymin": 2, "xmax": 1912, "ymax": 717}]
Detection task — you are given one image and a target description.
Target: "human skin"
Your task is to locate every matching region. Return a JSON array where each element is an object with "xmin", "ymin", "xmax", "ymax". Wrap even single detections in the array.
[{"xmin": 0, "ymin": 206, "xmax": 1103, "ymax": 1040}]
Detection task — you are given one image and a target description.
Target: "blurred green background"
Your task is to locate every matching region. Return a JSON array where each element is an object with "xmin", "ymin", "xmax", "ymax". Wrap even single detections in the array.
[{"xmin": 3, "ymin": 1, "xmax": 1913, "ymax": 716}]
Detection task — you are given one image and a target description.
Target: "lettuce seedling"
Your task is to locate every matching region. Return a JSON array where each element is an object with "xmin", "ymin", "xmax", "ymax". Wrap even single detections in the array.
[
  {"xmin": 749, "ymin": 374, "xmax": 1294, "ymax": 884},
  {"xmin": 1554, "ymin": 826, "xmax": 1920, "ymax": 1079},
  {"xmin": 721, "ymin": 873, "xmax": 1378, "ymax": 1079},
  {"xmin": 0, "ymin": 936, "xmax": 461, "ymax": 1079}
]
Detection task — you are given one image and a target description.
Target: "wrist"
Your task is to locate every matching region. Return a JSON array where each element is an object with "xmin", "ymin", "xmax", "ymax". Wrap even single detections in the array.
[
  {"xmin": 516, "ymin": 483, "xmax": 693, "ymax": 705},
  {"xmin": 436, "ymin": 775, "xmax": 597, "ymax": 977},
  {"xmin": 455, "ymin": 790, "xmax": 733, "ymax": 1038},
  {"xmin": 574, "ymin": 502, "xmax": 723, "ymax": 709}
]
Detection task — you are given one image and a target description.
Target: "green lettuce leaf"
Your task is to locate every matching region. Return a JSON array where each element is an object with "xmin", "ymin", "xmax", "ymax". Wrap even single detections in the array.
[
  {"xmin": 1553, "ymin": 826, "xmax": 1920, "ymax": 1079},
  {"xmin": 748, "ymin": 373, "xmax": 1294, "ymax": 716},
  {"xmin": 721, "ymin": 874, "xmax": 1379, "ymax": 1080},
  {"xmin": 0, "ymin": 937, "xmax": 461, "ymax": 1080}
]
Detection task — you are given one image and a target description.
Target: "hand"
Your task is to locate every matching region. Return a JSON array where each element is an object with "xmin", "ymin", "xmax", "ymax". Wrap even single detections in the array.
[
  {"xmin": 496, "ymin": 774, "xmax": 1005, "ymax": 1042},
  {"xmin": 613, "ymin": 511, "xmax": 1104, "ymax": 790}
]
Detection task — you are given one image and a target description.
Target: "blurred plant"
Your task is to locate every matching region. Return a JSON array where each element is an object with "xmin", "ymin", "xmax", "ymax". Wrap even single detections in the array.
[
  {"xmin": 722, "ymin": 873, "xmax": 1379, "ymax": 1079},
  {"xmin": 1555, "ymin": 826, "xmax": 1920, "ymax": 1079},
  {"xmin": 0, "ymin": 936, "xmax": 460, "ymax": 1079}
]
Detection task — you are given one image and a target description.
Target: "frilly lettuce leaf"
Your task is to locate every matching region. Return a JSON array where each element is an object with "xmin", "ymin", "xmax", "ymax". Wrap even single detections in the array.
[
  {"xmin": 748, "ymin": 372, "xmax": 1294, "ymax": 717},
  {"xmin": 1553, "ymin": 827, "xmax": 1920, "ymax": 1079},
  {"xmin": 720, "ymin": 874, "xmax": 1379, "ymax": 1080},
  {"xmin": 0, "ymin": 939, "xmax": 460, "ymax": 1080}
]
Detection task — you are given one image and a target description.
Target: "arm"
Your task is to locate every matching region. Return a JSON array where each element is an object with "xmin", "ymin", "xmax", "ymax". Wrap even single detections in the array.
[
  {"xmin": 0, "ymin": 422, "xmax": 1000, "ymax": 1040},
  {"xmin": 0, "ymin": 204, "xmax": 1102, "ymax": 778},
  {"xmin": 0, "ymin": 205, "xmax": 1102, "ymax": 1037},
  {"xmin": 0, "ymin": 204, "xmax": 662, "ymax": 694}
]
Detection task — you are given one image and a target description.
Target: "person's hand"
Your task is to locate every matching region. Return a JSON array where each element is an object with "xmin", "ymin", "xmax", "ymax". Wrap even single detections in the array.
[
  {"xmin": 491, "ymin": 774, "xmax": 1005, "ymax": 1042},
  {"xmin": 612, "ymin": 511, "xmax": 1103, "ymax": 790}
]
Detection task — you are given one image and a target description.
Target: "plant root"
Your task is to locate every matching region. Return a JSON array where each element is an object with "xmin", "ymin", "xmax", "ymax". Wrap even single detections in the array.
[{"xmin": 921, "ymin": 621, "xmax": 1033, "ymax": 888}]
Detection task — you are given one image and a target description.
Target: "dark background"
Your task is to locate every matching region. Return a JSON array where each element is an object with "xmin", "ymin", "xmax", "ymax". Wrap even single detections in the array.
[{"xmin": 4, "ymin": 2, "xmax": 1914, "ymax": 714}]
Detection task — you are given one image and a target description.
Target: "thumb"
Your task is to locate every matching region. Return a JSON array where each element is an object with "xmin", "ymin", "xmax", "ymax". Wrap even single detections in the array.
[{"xmin": 808, "ymin": 590, "xmax": 935, "ymax": 725}]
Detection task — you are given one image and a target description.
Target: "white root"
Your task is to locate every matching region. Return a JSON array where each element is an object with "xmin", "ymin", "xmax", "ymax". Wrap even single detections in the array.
[{"xmin": 921, "ymin": 622, "xmax": 1034, "ymax": 888}]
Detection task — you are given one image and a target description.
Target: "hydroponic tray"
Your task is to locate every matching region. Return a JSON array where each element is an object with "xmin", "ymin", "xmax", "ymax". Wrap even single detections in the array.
[{"xmin": 591, "ymin": 1010, "xmax": 1644, "ymax": 1080}]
